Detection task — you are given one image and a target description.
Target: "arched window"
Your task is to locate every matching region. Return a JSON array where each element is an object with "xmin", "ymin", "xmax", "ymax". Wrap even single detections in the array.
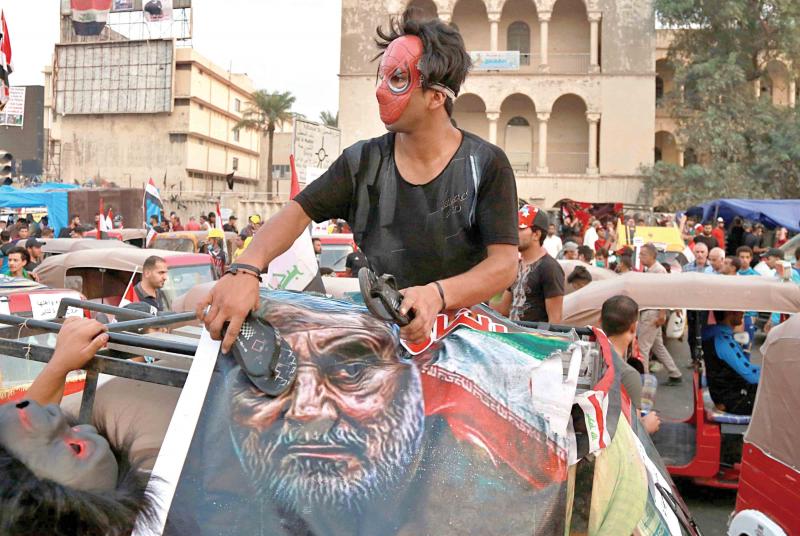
[
  {"xmin": 508, "ymin": 116, "xmax": 530, "ymax": 126},
  {"xmin": 507, "ymin": 21, "xmax": 531, "ymax": 65},
  {"xmin": 654, "ymin": 147, "xmax": 662, "ymax": 162},
  {"xmin": 656, "ymin": 76, "xmax": 664, "ymax": 102}
]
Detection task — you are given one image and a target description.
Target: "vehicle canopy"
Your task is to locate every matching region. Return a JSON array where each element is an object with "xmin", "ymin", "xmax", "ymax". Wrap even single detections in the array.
[
  {"xmin": 684, "ymin": 199, "xmax": 800, "ymax": 232},
  {"xmin": 34, "ymin": 248, "xmax": 214, "ymax": 306},
  {"xmin": 558, "ymin": 260, "xmax": 617, "ymax": 284},
  {"xmin": 744, "ymin": 314, "xmax": 800, "ymax": 470},
  {"xmin": 83, "ymin": 228, "xmax": 148, "ymax": 246},
  {"xmin": 561, "ymin": 272, "xmax": 800, "ymax": 326},
  {"xmin": 41, "ymin": 238, "xmax": 137, "ymax": 256},
  {"xmin": 150, "ymin": 230, "xmax": 238, "ymax": 259}
]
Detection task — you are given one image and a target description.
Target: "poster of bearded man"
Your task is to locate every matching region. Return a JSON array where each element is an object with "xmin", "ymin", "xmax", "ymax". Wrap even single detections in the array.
[{"xmin": 138, "ymin": 291, "xmax": 587, "ymax": 535}]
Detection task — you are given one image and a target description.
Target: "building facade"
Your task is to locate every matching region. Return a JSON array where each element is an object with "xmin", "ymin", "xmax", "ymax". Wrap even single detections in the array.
[{"xmin": 339, "ymin": 0, "xmax": 655, "ymax": 207}]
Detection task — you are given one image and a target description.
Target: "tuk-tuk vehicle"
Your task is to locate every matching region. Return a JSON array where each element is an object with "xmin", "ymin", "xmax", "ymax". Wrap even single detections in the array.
[
  {"xmin": 83, "ymin": 228, "xmax": 148, "ymax": 247},
  {"xmin": 728, "ymin": 313, "xmax": 800, "ymax": 536},
  {"xmin": 41, "ymin": 237, "xmax": 137, "ymax": 257},
  {"xmin": 313, "ymin": 233, "xmax": 358, "ymax": 275},
  {"xmin": 562, "ymin": 272, "xmax": 800, "ymax": 491},
  {"xmin": 149, "ymin": 230, "xmax": 238, "ymax": 261},
  {"xmin": 558, "ymin": 259, "xmax": 617, "ymax": 292},
  {"xmin": 33, "ymin": 248, "xmax": 217, "ymax": 310}
]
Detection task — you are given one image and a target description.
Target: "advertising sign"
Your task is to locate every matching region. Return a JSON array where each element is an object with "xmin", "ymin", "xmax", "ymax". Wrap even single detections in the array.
[
  {"xmin": 470, "ymin": 51, "xmax": 521, "ymax": 71},
  {"xmin": 0, "ymin": 86, "xmax": 25, "ymax": 127}
]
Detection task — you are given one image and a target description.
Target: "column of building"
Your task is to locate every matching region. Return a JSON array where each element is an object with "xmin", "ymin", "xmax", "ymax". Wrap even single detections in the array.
[
  {"xmin": 586, "ymin": 112, "xmax": 600, "ymax": 175},
  {"xmin": 536, "ymin": 112, "xmax": 550, "ymax": 173},
  {"xmin": 588, "ymin": 12, "xmax": 602, "ymax": 73},
  {"xmin": 539, "ymin": 11, "xmax": 551, "ymax": 72}
]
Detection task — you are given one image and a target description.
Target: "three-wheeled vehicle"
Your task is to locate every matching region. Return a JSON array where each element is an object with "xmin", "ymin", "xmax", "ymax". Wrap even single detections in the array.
[
  {"xmin": 41, "ymin": 237, "xmax": 137, "ymax": 257},
  {"xmin": 84, "ymin": 228, "xmax": 149, "ymax": 247},
  {"xmin": 562, "ymin": 272, "xmax": 800, "ymax": 490},
  {"xmin": 149, "ymin": 230, "xmax": 238, "ymax": 261},
  {"xmin": 33, "ymin": 248, "xmax": 217, "ymax": 310},
  {"xmin": 728, "ymin": 314, "xmax": 800, "ymax": 536}
]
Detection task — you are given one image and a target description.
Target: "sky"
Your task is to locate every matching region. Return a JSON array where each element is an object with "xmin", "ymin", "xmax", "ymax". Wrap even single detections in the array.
[{"xmin": 0, "ymin": 0, "xmax": 342, "ymax": 120}]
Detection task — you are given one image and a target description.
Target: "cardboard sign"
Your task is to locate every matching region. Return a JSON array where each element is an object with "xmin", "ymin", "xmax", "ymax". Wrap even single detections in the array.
[{"xmin": 29, "ymin": 293, "xmax": 82, "ymax": 320}]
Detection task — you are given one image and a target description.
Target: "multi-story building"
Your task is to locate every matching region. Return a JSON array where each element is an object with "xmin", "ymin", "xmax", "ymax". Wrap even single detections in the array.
[
  {"xmin": 339, "ymin": 0, "xmax": 655, "ymax": 207},
  {"xmin": 44, "ymin": 45, "xmax": 261, "ymax": 195}
]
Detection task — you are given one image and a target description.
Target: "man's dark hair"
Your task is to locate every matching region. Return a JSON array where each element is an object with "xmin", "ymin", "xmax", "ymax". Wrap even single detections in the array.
[
  {"xmin": 601, "ymin": 295, "xmax": 640, "ymax": 337},
  {"xmin": 7, "ymin": 246, "xmax": 29, "ymax": 263},
  {"xmin": 143, "ymin": 255, "xmax": 166, "ymax": 272},
  {"xmin": 532, "ymin": 226, "xmax": 547, "ymax": 246},
  {"xmin": 0, "ymin": 230, "xmax": 9, "ymax": 242},
  {"xmin": 577, "ymin": 245, "xmax": 594, "ymax": 262},
  {"xmin": 312, "ymin": 237, "xmax": 321, "ymax": 244},
  {"xmin": 727, "ymin": 256, "xmax": 743, "ymax": 271},
  {"xmin": 567, "ymin": 266, "xmax": 592, "ymax": 285},
  {"xmin": 736, "ymin": 245, "xmax": 753, "ymax": 256},
  {"xmin": 71, "ymin": 214, "xmax": 80, "ymax": 221},
  {"xmin": 207, "ymin": 212, "xmax": 216, "ymax": 220},
  {"xmin": 375, "ymin": 9, "xmax": 472, "ymax": 116},
  {"xmin": 617, "ymin": 255, "xmax": 633, "ymax": 271},
  {"xmin": 17, "ymin": 221, "xmax": 28, "ymax": 230}
]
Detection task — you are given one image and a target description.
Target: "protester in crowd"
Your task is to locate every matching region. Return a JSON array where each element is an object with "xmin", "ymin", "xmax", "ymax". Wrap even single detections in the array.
[
  {"xmin": 593, "ymin": 225, "xmax": 609, "ymax": 253},
  {"xmin": 2, "ymin": 247, "xmax": 36, "ymax": 281},
  {"xmin": 133, "ymin": 256, "xmax": 169, "ymax": 312},
  {"xmin": 232, "ymin": 233, "xmax": 252, "ymax": 263},
  {"xmin": 199, "ymin": 214, "xmax": 210, "ymax": 230},
  {"xmin": 600, "ymin": 295, "xmax": 661, "ymax": 434},
  {"xmin": 207, "ymin": 211, "xmax": 218, "ymax": 230},
  {"xmin": 0, "ymin": 230, "xmax": 12, "ymax": 267},
  {"xmin": 736, "ymin": 246, "xmax": 759, "ymax": 275},
  {"xmin": 13, "ymin": 222, "xmax": 31, "ymax": 244},
  {"xmin": 793, "ymin": 247, "xmax": 800, "ymax": 280},
  {"xmin": 41, "ymin": 226, "xmax": 54, "ymax": 239},
  {"xmin": 721, "ymin": 256, "xmax": 741, "ymax": 276},
  {"xmin": 562, "ymin": 241, "xmax": 579, "ymax": 260},
  {"xmin": 615, "ymin": 255, "xmax": 633, "ymax": 274},
  {"xmin": 543, "ymin": 223, "xmax": 562, "ymax": 258},
  {"xmin": 708, "ymin": 247, "xmax": 726, "ymax": 274},
  {"xmin": 170, "ymin": 213, "xmax": 184, "ymax": 232},
  {"xmin": 745, "ymin": 223, "xmax": 767, "ymax": 259},
  {"xmin": 241, "ymin": 215, "xmax": 262, "ymax": 238},
  {"xmin": 57, "ymin": 214, "xmax": 82, "ymax": 238},
  {"xmin": 71, "ymin": 226, "xmax": 87, "ymax": 239},
  {"xmin": 637, "ymin": 243, "xmax": 682, "ymax": 384},
  {"xmin": 684, "ymin": 242, "xmax": 712, "ymax": 273},
  {"xmin": 595, "ymin": 248, "xmax": 609, "ymax": 269},
  {"xmin": 694, "ymin": 222, "xmax": 719, "ymax": 251},
  {"xmin": 185, "ymin": 216, "xmax": 201, "ymax": 231},
  {"xmin": 207, "ymin": 229, "xmax": 227, "ymax": 279},
  {"xmin": 201, "ymin": 13, "xmax": 521, "ymax": 349},
  {"xmin": 711, "ymin": 217, "xmax": 726, "ymax": 251},
  {"xmin": 567, "ymin": 265, "xmax": 592, "ymax": 291},
  {"xmin": 702, "ymin": 310, "xmax": 759, "ymax": 415},
  {"xmin": 726, "ymin": 217, "xmax": 744, "ymax": 256},
  {"xmin": 583, "ymin": 220, "xmax": 601, "ymax": 250},
  {"xmin": 774, "ymin": 226, "xmax": 789, "ymax": 248},
  {"xmin": 222, "ymin": 215, "xmax": 239, "ymax": 233},
  {"xmin": 24, "ymin": 238, "xmax": 45, "ymax": 271},
  {"xmin": 312, "ymin": 237, "xmax": 323, "ymax": 265},
  {"xmin": 493, "ymin": 206, "xmax": 564, "ymax": 323},
  {"xmin": 344, "ymin": 251, "xmax": 370, "ymax": 277},
  {"xmin": 577, "ymin": 245, "xmax": 594, "ymax": 264},
  {"xmin": 605, "ymin": 221, "xmax": 617, "ymax": 249}
]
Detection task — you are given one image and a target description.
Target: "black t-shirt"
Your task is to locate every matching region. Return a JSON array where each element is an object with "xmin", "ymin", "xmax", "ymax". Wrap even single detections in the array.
[
  {"xmin": 693, "ymin": 235, "xmax": 718, "ymax": 250},
  {"xmin": 510, "ymin": 255, "xmax": 566, "ymax": 323},
  {"xmin": 294, "ymin": 130, "xmax": 519, "ymax": 288},
  {"xmin": 134, "ymin": 282, "xmax": 167, "ymax": 312}
]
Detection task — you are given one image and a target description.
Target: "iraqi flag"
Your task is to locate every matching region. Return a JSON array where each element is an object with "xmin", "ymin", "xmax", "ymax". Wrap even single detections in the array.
[
  {"xmin": 144, "ymin": 178, "xmax": 165, "ymax": 225},
  {"xmin": 70, "ymin": 0, "xmax": 113, "ymax": 36},
  {"xmin": 0, "ymin": 11, "xmax": 12, "ymax": 111}
]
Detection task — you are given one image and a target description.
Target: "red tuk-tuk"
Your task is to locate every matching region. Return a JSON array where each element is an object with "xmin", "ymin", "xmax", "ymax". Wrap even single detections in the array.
[
  {"xmin": 728, "ymin": 314, "xmax": 800, "ymax": 536},
  {"xmin": 562, "ymin": 272, "xmax": 800, "ymax": 490}
]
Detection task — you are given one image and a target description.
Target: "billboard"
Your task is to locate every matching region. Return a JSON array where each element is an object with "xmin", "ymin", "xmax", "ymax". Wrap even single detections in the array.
[
  {"xmin": 291, "ymin": 119, "xmax": 342, "ymax": 186},
  {"xmin": 54, "ymin": 39, "xmax": 174, "ymax": 115},
  {"xmin": 470, "ymin": 51, "xmax": 521, "ymax": 71},
  {"xmin": 0, "ymin": 87, "xmax": 25, "ymax": 127}
]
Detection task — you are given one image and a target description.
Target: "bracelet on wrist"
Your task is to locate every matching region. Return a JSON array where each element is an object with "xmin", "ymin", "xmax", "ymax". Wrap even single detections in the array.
[{"xmin": 432, "ymin": 281, "xmax": 446, "ymax": 312}]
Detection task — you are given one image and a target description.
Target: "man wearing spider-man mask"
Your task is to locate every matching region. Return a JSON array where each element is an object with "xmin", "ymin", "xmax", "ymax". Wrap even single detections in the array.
[{"xmin": 200, "ymin": 10, "xmax": 519, "ymax": 349}]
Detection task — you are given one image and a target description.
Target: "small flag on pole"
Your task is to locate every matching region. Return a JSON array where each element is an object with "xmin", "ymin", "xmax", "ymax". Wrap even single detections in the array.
[{"xmin": 0, "ymin": 10, "xmax": 13, "ymax": 111}]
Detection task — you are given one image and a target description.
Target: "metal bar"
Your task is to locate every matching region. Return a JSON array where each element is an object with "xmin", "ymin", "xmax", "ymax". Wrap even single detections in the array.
[
  {"xmin": 107, "ymin": 311, "xmax": 197, "ymax": 332},
  {"xmin": 0, "ymin": 339, "xmax": 189, "ymax": 388},
  {"xmin": 0, "ymin": 314, "xmax": 198, "ymax": 355},
  {"xmin": 57, "ymin": 298, "xmax": 152, "ymax": 320},
  {"xmin": 78, "ymin": 370, "xmax": 99, "ymax": 424},
  {"xmin": 517, "ymin": 321, "xmax": 595, "ymax": 338}
]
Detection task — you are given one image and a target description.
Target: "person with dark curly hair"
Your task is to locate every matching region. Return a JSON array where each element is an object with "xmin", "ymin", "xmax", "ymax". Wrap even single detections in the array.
[
  {"xmin": 0, "ymin": 317, "xmax": 157, "ymax": 535},
  {"xmin": 200, "ymin": 8, "xmax": 519, "ymax": 350}
]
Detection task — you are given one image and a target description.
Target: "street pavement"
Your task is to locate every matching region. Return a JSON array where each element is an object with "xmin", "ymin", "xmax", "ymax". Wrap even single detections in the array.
[{"xmin": 650, "ymin": 333, "xmax": 765, "ymax": 536}]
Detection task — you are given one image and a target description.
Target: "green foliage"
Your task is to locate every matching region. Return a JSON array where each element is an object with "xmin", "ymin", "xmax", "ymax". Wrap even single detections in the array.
[
  {"xmin": 645, "ymin": 0, "xmax": 800, "ymax": 208},
  {"xmin": 235, "ymin": 90, "xmax": 296, "ymax": 194},
  {"xmin": 319, "ymin": 110, "xmax": 339, "ymax": 127}
]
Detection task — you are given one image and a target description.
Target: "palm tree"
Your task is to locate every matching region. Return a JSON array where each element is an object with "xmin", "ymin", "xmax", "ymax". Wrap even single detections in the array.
[
  {"xmin": 235, "ymin": 90, "xmax": 296, "ymax": 195},
  {"xmin": 320, "ymin": 110, "xmax": 339, "ymax": 127}
]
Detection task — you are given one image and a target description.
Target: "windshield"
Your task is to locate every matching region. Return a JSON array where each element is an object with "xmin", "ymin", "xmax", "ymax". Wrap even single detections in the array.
[
  {"xmin": 320, "ymin": 244, "xmax": 354, "ymax": 272},
  {"xmin": 151, "ymin": 238, "xmax": 196, "ymax": 253},
  {"xmin": 162, "ymin": 264, "xmax": 215, "ymax": 307}
]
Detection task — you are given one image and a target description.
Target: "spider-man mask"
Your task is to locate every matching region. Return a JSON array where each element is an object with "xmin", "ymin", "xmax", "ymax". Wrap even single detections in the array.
[{"xmin": 376, "ymin": 35, "xmax": 424, "ymax": 125}]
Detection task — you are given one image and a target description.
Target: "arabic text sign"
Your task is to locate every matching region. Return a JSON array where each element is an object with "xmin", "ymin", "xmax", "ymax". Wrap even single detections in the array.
[
  {"xmin": 0, "ymin": 87, "xmax": 25, "ymax": 127},
  {"xmin": 29, "ymin": 293, "xmax": 83, "ymax": 320},
  {"xmin": 292, "ymin": 119, "xmax": 341, "ymax": 186},
  {"xmin": 470, "ymin": 51, "xmax": 521, "ymax": 71}
]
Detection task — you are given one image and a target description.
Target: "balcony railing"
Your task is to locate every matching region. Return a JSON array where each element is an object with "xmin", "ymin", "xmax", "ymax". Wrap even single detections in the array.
[
  {"xmin": 504, "ymin": 151, "xmax": 590, "ymax": 175},
  {"xmin": 470, "ymin": 51, "xmax": 592, "ymax": 74}
]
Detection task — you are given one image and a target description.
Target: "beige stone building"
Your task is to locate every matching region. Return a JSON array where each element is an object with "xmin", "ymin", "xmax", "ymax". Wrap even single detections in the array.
[{"xmin": 339, "ymin": 0, "xmax": 655, "ymax": 207}]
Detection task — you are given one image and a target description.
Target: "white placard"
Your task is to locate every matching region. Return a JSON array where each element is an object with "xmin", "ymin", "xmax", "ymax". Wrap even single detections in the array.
[
  {"xmin": 0, "ymin": 297, "xmax": 10, "ymax": 315},
  {"xmin": 29, "ymin": 293, "xmax": 82, "ymax": 320},
  {"xmin": 305, "ymin": 166, "xmax": 325, "ymax": 186},
  {"xmin": 0, "ymin": 87, "xmax": 25, "ymax": 127}
]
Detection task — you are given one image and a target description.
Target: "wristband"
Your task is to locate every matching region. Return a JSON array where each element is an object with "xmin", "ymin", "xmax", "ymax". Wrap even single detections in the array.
[
  {"xmin": 224, "ymin": 263, "xmax": 263, "ymax": 279},
  {"xmin": 432, "ymin": 281, "xmax": 446, "ymax": 312}
]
